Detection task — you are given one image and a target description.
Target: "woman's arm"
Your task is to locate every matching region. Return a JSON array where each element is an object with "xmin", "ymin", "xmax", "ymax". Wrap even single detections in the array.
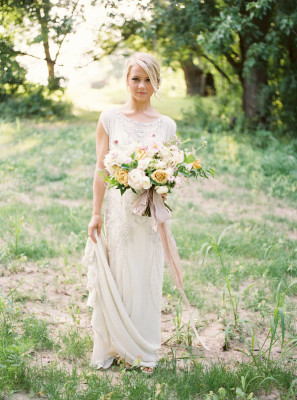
[{"xmin": 88, "ymin": 119, "xmax": 109, "ymax": 243}]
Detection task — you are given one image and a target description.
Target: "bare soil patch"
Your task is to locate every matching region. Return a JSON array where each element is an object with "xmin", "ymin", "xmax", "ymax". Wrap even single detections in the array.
[{"xmin": 1, "ymin": 175, "xmax": 295, "ymax": 391}]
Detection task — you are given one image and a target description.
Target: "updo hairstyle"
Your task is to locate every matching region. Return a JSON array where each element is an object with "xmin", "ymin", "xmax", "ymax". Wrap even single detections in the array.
[{"xmin": 124, "ymin": 52, "xmax": 162, "ymax": 93}]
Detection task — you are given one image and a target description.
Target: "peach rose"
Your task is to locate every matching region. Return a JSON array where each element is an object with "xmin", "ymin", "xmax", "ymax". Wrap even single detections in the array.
[
  {"xmin": 192, "ymin": 159, "xmax": 202, "ymax": 169},
  {"xmin": 136, "ymin": 149, "xmax": 147, "ymax": 160},
  {"xmin": 151, "ymin": 169, "xmax": 168, "ymax": 184},
  {"xmin": 112, "ymin": 165, "xmax": 121, "ymax": 175},
  {"xmin": 115, "ymin": 167, "xmax": 129, "ymax": 186}
]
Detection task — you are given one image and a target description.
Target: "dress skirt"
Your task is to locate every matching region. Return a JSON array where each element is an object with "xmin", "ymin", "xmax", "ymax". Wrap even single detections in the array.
[{"xmin": 83, "ymin": 188, "xmax": 164, "ymax": 368}]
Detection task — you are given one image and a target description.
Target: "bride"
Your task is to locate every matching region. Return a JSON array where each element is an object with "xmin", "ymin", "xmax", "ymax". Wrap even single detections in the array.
[{"xmin": 84, "ymin": 52, "xmax": 178, "ymax": 373}]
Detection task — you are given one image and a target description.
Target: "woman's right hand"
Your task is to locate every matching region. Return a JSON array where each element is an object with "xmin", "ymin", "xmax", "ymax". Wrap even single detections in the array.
[{"xmin": 88, "ymin": 214, "xmax": 103, "ymax": 243}]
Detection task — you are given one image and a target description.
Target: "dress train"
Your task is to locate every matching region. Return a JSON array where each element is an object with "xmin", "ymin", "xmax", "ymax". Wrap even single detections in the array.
[{"xmin": 83, "ymin": 230, "xmax": 159, "ymax": 369}]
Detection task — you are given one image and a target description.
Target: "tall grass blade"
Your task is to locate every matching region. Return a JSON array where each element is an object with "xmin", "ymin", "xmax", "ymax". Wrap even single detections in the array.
[
  {"xmin": 217, "ymin": 224, "xmax": 235, "ymax": 246},
  {"xmin": 285, "ymin": 378, "xmax": 297, "ymax": 400},
  {"xmin": 196, "ymin": 242, "xmax": 210, "ymax": 267},
  {"xmin": 278, "ymin": 307, "xmax": 285, "ymax": 346}
]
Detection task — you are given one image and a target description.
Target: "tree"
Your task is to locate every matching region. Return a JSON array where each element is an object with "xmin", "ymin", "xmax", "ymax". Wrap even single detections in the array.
[
  {"xmin": 144, "ymin": 0, "xmax": 220, "ymax": 96},
  {"xmin": 197, "ymin": 0, "xmax": 297, "ymax": 129},
  {"xmin": 147, "ymin": 0, "xmax": 279, "ymax": 125},
  {"xmin": 0, "ymin": 3, "xmax": 27, "ymax": 100},
  {"xmin": 95, "ymin": 0, "xmax": 297, "ymax": 132},
  {"xmin": 3, "ymin": 0, "xmax": 87, "ymax": 89},
  {"xmin": 92, "ymin": 0, "xmax": 219, "ymax": 97}
]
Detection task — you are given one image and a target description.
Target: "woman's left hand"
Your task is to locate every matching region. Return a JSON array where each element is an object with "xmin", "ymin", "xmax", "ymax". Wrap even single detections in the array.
[{"xmin": 161, "ymin": 193, "xmax": 167, "ymax": 202}]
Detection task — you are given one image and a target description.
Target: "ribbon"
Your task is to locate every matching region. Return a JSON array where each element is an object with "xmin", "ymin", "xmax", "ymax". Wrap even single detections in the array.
[{"xmin": 132, "ymin": 187, "xmax": 209, "ymax": 350}]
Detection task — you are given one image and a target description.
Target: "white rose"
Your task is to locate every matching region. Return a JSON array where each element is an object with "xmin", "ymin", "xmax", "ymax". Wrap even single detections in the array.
[
  {"xmin": 154, "ymin": 160, "xmax": 167, "ymax": 169},
  {"xmin": 138, "ymin": 158, "xmax": 151, "ymax": 170},
  {"xmin": 128, "ymin": 168, "xmax": 145, "ymax": 191},
  {"xmin": 118, "ymin": 152, "xmax": 132, "ymax": 164},
  {"xmin": 104, "ymin": 153, "xmax": 116, "ymax": 174},
  {"xmin": 156, "ymin": 186, "xmax": 169, "ymax": 194},
  {"xmin": 171, "ymin": 150, "xmax": 184, "ymax": 164},
  {"xmin": 165, "ymin": 167, "xmax": 174, "ymax": 179},
  {"xmin": 175, "ymin": 176, "xmax": 185, "ymax": 189},
  {"xmin": 142, "ymin": 176, "xmax": 152, "ymax": 189},
  {"xmin": 160, "ymin": 146, "xmax": 171, "ymax": 159}
]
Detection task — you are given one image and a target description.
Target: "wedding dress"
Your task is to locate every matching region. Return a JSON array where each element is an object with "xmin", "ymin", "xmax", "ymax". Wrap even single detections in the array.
[{"xmin": 83, "ymin": 108, "xmax": 177, "ymax": 369}]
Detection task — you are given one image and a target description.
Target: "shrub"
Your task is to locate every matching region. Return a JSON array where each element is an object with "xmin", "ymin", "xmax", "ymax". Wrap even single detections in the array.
[{"xmin": 0, "ymin": 83, "xmax": 72, "ymax": 119}]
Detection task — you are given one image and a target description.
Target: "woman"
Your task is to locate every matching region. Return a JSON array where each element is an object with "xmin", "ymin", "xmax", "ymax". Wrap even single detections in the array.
[{"xmin": 85, "ymin": 52, "xmax": 177, "ymax": 373}]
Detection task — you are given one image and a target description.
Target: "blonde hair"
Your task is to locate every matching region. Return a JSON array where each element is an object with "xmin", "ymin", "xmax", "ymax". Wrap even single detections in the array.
[{"xmin": 124, "ymin": 52, "xmax": 162, "ymax": 93}]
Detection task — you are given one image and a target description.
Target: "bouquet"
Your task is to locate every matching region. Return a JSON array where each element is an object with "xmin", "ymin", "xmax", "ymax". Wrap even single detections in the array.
[{"xmin": 99, "ymin": 137, "xmax": 214, "ymax": 215}]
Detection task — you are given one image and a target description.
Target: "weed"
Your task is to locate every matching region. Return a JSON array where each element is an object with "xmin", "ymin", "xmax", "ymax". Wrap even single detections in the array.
[
  {"xmin": 59, "ymin": 327, "xmax": 92, "ymax": 360},
  {"xmin": 23, "ymin": 316, "xmax": 54, "ymax": 350},
  {"xmin": 8, "ymin": 215, "xmax": 24, "ymax": 257},
  {"xmin": 198, "ymin": 225, "xmax": 254, "ymax": 339},
  {"xmin": 0, "ymin": 286, "xmax": 32, "ymax": 392},
  {"xmin": 163, "ymin": 302, "xmax": 194, "ymax": 347},
  {"xmin": 240, "ymin": 281, "xmax": 297, "ymax": 380}
]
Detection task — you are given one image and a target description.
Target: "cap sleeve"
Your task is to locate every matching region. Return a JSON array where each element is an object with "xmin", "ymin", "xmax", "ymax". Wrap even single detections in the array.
[
  {"xmin": 165, "ymin": 117, "xmax": 178, "ymax": 142},
  {"xmin": 99, "ymin": 109, "xmax": 110, "ymax": 136},
  {"xmin": 170, "ymin": 119, "xmax": 177, "ymax": 139}
]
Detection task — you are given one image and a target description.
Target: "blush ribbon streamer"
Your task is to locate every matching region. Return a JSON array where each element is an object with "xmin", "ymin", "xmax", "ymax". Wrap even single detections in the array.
[{"xmin": 132, "ymin": 188, "xmax": 209, "ymax": 351}]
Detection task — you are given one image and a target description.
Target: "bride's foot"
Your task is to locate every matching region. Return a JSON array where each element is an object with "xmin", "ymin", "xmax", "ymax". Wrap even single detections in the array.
[
  {"xmin": 140, "ymin": 366, "xmax": 153, "ymax": 374},
  {"xmin": 124, "ymin": 362, "xmax": 153, "ymax": 373}
]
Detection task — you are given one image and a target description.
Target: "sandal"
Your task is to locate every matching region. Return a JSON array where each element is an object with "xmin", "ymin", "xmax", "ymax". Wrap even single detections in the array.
[
  {"xmin": 140, "ymin": 366, "xmax": 153, "ymax": 374},
  {"xmin": 125, "ymin": 362, "xmax": 153, "ymax": 374}
]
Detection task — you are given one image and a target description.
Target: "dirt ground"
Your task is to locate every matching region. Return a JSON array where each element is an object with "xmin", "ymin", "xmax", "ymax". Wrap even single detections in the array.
[{"xmin": 1, "ymin": 177, "xmax": 296, "ymax": 399}]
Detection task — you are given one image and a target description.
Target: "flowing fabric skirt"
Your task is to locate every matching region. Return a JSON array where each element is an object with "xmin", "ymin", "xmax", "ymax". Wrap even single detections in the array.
[{"xmin": 83, "ymin": 189, "xmax": 164, "ymax": 368}]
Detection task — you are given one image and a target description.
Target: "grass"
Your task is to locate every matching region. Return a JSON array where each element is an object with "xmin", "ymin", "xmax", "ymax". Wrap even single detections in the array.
[{"xmin": 0, "ymin": 92, "xmax": 297, "ymax": 399}]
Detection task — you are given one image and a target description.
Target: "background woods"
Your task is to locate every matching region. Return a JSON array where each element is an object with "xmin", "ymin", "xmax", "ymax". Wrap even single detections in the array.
[
  {"xmin": 1, "ymin": 0, "xmax": 297, "ymax": 133},
  {"xmin": 96, "ymin": 0, "xmax": 297, "ymax": 133}
]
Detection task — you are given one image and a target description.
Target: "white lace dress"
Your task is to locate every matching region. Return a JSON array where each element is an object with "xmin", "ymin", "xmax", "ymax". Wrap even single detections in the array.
[{"xmin": 84, "ymin": 108, "xmax": 177, "ymax": 369}]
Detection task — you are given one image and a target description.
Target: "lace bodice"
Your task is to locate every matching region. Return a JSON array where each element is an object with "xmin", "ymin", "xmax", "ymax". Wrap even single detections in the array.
[{"xmin": 99, "ymin": 108, "xmax": 177, "ymax": 150}]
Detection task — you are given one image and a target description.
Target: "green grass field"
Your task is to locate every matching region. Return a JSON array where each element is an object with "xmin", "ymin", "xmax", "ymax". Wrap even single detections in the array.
[{"xmin": 0, "ymin": 93, "xmax": 297, "ymax": 399}]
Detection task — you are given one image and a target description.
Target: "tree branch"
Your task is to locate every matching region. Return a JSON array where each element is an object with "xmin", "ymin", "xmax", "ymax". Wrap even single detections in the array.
[
  {"xmin": 76, "ymin": 41, "xmax": 121, "ymax": 68},
  {"xmin": 201, "ymin": 53, "xmax": 232, "ymax": 84},
  {"xmin": 225, "ymin": 52, "xmax": 241, "ymax": 73},
  {"xmin": 15, "ymin": 50, "xmax": 64, "ymax": 67},
  {"xmin": 54, "ymin": 0, "xmax": 81, "ymax": 63}
]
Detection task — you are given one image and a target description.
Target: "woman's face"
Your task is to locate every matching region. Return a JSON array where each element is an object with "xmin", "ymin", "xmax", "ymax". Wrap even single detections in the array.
[{"xmin": 127, "ymin": 64, "xmax": 155, "ymax": 102}]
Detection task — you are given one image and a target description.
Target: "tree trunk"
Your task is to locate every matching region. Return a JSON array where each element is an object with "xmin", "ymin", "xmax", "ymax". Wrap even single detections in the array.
[
  {"xmin": 205, "ymin": 72, "xmax": 216, "ymax": 96},
  {"xmin": 237, "ymin": 6, "xmax": 273, "ymax": 126},
  {"xmin": 239, "ymin": 27, "xmax": 270, "ymax": 125},
  {"xmin": 36, "ymin": 1, "xmax": 57, "ymax": 88},
  {"xmin": 242, "ymin": 64, "xmax": 269, "ymax": 124},
  {"xmin": 43, "ymin": 39, "xmax": 55, "ymax": 83},
  {"xmin": 181, "ymin": 59, "xmax": 205, "ymax": 96}
]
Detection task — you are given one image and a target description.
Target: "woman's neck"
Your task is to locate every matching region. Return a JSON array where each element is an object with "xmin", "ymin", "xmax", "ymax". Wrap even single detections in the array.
[{"xmin": 123, "ymin": 98, "xmax": 153, "ymax": 114}]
